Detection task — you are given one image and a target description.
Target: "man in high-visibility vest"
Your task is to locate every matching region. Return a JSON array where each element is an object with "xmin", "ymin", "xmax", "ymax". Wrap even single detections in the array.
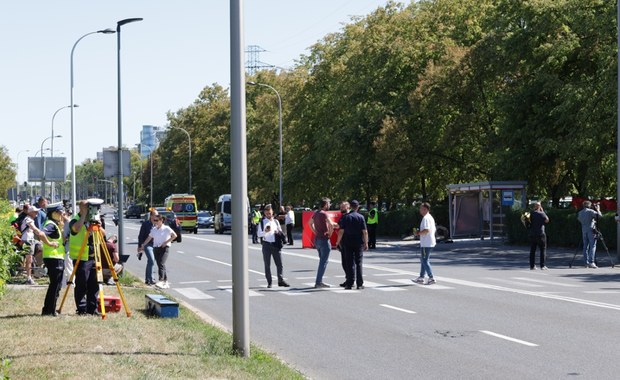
[
  {"xmin": 251, "ymin": 204, "xmax": 262, "ymax": 244},
  {"xmin": 69, "ymin": 200, "xmax": 101, "ymax": 315},
  {"xmin": 367, "ymin": 202, "xmax": 378, "ymax": 249}
]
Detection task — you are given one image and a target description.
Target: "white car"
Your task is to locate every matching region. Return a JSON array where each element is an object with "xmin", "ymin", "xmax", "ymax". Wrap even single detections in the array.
[{"xmin": 197, "ymin": 211, "xmax": 214, "ymax": 228}]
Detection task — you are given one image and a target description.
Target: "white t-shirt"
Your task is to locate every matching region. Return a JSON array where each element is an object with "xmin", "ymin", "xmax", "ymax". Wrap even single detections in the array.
[
  {"xmin": 257, "ymin": 217, "xmax": 282, "ymax": 243},
  {"xmin": 21, "ymin": 216, "xmax": 36, "ymax": 242},
  {"xmin": 419, "ymin": 213, "xmax": 436, "ymax": 248},
  {"xmin": 149, "ymin": 224, "xmax": 175, "ymax": 247},
  {"xmin": 285, "ymin": 210, "xmax": 295, "ymax": 225}
]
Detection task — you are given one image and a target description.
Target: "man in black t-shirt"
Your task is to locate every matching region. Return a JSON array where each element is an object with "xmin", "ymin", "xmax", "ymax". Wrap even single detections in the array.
[
  {"xmin": 336, "ymin": 200, "xmax": 368, "ymax": 289},
  {"xmin": 528, "ymin": 202, "xmax": 549, "ymax": 270}
]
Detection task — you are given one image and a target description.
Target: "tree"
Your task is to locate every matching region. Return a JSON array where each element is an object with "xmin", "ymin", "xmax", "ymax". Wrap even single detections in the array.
[{"xmin": 0, "ymin": 146, "xmax": 16, "ymax": 199}]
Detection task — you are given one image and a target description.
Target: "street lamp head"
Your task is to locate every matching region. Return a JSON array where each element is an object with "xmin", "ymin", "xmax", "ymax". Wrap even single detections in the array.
[
  {"xmin": 98, "ymin": 28, "xmax": 116, "ymax": 34},
  {"xmin": 247, "ymin": 81, "xmax": 257, "ymax": 86},
  {"xmin": 117, "ymin": 18, "xmax": 143, "ymax": 28},
  {"xmin": 54, "ymin": 134, "xmax": 62, "ymax": 138},
  {"xmin": 73, "ymin": 104, "xmax": 79, "ymax": 108}
]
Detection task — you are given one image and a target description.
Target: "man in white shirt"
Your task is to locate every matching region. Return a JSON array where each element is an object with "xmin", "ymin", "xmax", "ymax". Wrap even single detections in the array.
[
  {"xmin": 284, "ymin": 205, "xmax": 295, "ymax": 245},
  {"xmin": 21, "ymin": 205, "xmax": 42, "ymax": 285},
  {"xmin": 413, "ymin": 202, "xmax": 437, "ymax": 285}
]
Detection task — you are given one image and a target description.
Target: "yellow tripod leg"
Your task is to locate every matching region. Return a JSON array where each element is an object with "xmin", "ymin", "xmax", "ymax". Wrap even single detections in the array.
[
  {"xmin": 100, "ymin": 236, "xmax": 133, "ymax": 317},
  {"xmin": 57, "ymin": 227, "xmax": 90, "ymax": 314},
  {"xmin": 91, "ymin": 227, "xmax": 107, "ymax": 320}
]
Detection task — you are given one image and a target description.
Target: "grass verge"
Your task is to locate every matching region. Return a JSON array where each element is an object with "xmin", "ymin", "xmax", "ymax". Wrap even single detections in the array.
[{"xmin": 0, "ymin": 274, "xmax": 305, "ymax": 380}]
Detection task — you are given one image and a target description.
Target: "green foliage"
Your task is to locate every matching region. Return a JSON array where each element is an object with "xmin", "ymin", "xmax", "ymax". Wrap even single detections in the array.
[
  {"xmin": 134, "ymin": 0, "xmax": 617, "ymax": 216},
  {"xmin": 0, "ymin": 200, "xmax": 18, "ymax": 297},
  {"xmin": 505, "ymin": 208, "xmax": 617, "ymax": 249},
  {"xmin": 0, "ymin": 146, "xmax": 17, "ymax": 200}
]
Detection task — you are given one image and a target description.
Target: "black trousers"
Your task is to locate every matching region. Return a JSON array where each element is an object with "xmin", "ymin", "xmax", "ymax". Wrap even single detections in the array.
[
  {"xmin": 42, "ymin": 258, "xmax": 64, "ymax": 315},
  {"xmin": 286, "ymin": 223, "xmax": 294, "ymax": 244},
  {"xmin": 367, "ymin": 224, "xmax": 377, "ymax": 248},
  {"xmin": 73, "ymin": 259, "xmax": 98, "ymax": 314},
  {"xmin": 529, "ymin": 233, "xmax": 547, "ymax": 268},
  {"xmin": 154, "ymin": 246, "xmax": 170, "ymax": 281},
  {"xmin": 343, "ymin": 243, "xmax": 364, "ymax": 287},
  {"xmin": 251, "ymin": 224, "xmax": 258, "ymax": 243},
  {"xmin": 262, "ymin": 241, "xmax": 284, "ymax": 285}
]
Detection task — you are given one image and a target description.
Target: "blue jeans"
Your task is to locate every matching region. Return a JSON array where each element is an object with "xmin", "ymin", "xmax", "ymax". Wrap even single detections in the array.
[
  {"xmin": 420, "ymin": 246, "xmax": 434, "ymax": 278},
  {"xmin": 144, "ymin": 245, "xmax": 155, "ymax": 283},
  {"xmin": 582, "ymin": 230, "xmax": 597, "ymax": 265},
  {"xmin": 314, "ymin": 238, "xmax": 331, "ymax": 285}
]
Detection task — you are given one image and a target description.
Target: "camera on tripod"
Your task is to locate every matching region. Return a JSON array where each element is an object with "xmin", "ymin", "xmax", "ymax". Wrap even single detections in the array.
[{"xmin": 86, "ymin": 198, "xmax": 104, "ymax": 223}]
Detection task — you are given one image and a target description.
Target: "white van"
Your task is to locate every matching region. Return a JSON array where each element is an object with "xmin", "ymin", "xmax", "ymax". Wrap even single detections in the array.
[{"xmin": 213, "ymin": 194, "xmax": 250, "ymax": 234}]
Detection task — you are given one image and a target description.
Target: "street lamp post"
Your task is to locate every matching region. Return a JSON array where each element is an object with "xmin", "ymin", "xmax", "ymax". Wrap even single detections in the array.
[
  {"xmin": 142, "ymin": 145, "xmax": 155, "ymax": 207},
  {"xmin": 116, "ymin": 17, "xmax": 143, "ymax": 259},
  {"xmin": 70, "ymin": 28, "xmax": 115, "ymax": 212},
  {"xmin": 40, "ymin": 135, "xmax": 62, "ymax": 198},
  {"xmin": 247, "ymin": 81, "xmax": 283, "ymax": 207},
  {"xmin": 168, "ymin": 125, "xmax": 192, "ymax": 194},
  {"xmin": 51, "ymin": 104, "xmax": 77, "ymax": 201}
]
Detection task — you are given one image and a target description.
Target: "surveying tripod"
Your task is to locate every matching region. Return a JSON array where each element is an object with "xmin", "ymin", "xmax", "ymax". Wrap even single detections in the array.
[{"xmin": 58, "ymin": 223, "xmax": 132, "ymax": 319}]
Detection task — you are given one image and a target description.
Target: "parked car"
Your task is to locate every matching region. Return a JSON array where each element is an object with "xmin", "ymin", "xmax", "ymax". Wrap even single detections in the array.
[
  {"xmin": 142, "ymin": 210, "xmax": 183, "ymax": 243},
  {"xmin": 197, "ymin": 211, "xmax": 214, "ymax": 228},
  {"xmin": 125, "ymin": 204, "xmax": 146, "ymax": 219}
]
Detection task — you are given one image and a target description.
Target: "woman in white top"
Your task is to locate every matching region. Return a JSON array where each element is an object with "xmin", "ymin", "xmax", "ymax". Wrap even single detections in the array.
[{"xmin": 139, "ymin": 215, "xmax": 177, "ymax": 289}]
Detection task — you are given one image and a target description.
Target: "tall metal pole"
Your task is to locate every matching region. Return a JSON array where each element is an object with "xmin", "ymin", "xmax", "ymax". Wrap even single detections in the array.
[
  {"xmin": 231, "ymin": 0, "xmax": 250, "ymax": 357},
  {"xmin": 16, "ymin": 150, "xmax": 30, "ymax": 201},
  {"xmin": 70, "ymin": 28, "xmax": 115, "ymax": 213},
  {"xmin": 169, "ymin": 126, "xmax": 192, "ymax": 194},
  {"xmin": 51, "ymin": 104, "xmax": 76, "ymax": 202},
  {"xmin": 116, "ymin": 17, "xmax": 143, "ymax": 258},
  {"xmin": 617, "ymin": 0, "xmax": 620, "ymax": 255},
  {"xmin": 247, "ymin": 82, "xmax": 283, "ymax": 206}
]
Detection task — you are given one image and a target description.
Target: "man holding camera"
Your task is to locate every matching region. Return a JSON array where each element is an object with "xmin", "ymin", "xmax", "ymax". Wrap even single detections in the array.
[
  {"xmin": 68, "ymin": 200, "xmax": 103, "ymax": 315},
  {"xmin": 578, "ymin": 200, "xmax": 603, "ymax": 268}
]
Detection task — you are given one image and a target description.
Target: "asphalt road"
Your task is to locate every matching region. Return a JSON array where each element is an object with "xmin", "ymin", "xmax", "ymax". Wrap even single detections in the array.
[{"xmin": 108, "ymin": 215, "xmax": 620, "ymax": 380}]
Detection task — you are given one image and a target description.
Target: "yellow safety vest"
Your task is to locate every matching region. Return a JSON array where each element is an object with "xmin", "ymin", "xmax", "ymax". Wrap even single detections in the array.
[
  {"xmin": 252, "ymin": 210, "xmax": 261, "ymax": 224},
  {"xmin": 367, "ymin": 208, "xmax": 378, "ymax": 225},
  {"xmin": 42, "ymin": 220, "xmax": 64, "ymax": 260},
  {"xmin": 69, "ymin": 215, "xmax": 89, "ymax": 260}
]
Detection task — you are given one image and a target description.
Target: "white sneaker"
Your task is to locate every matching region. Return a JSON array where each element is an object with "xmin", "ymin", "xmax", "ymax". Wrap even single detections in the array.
[
  {"xmin": 155, "ymin": 281, "xmax": 165, "ymax": 288},
  {"xmin": 541, "ymin": 266, "xmax": 549, "ymax": 270},
  {"xmin": 427, "ymin": 278, "xmax": 436, "ymax": 285},
  {"xmin": 162, "ymin": 281, "xmax": 170, "ymax": 289},
  {"xmin": 589, "ymin": 263, "xmax": 598, "ymax": 269},
  {"xmin": 25, "ymin": 277, "xmax": 35, "ymax": 285},
  {"xmin": 412, "ymin": 277, "xmax": 425, "ymax": 284}
]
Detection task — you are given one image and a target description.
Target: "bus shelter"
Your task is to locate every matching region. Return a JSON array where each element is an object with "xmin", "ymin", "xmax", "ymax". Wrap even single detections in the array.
[{"xmin": 447, "ymin": 181, "xmax": 527, "ymax": 240}]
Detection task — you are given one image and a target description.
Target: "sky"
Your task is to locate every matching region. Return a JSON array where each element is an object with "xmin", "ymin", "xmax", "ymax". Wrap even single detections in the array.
[{"xmin": 1, "ymin": 0, "xmax": 394, "ymax": 183}]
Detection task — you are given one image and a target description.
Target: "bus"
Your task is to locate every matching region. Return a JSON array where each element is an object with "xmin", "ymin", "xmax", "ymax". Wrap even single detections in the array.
[{"xmin": 164, "ymin": 194, "xmax": 198, "ymax": 234}]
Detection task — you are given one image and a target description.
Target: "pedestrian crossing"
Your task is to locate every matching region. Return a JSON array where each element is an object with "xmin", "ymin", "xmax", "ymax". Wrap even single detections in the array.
[{"xmin": 170, "ymin": 274, "xmax": 581, "ymax": 300}]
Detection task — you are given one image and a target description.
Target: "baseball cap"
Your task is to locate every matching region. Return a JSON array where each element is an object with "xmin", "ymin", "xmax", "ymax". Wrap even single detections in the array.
[{"xmin": 28, "ymin": 205, "xmax": 40, "ymax": 214}]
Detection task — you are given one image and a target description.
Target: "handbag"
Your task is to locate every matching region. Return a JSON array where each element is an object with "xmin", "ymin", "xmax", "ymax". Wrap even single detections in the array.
[{"xmin": 274, "ymin": 231, "xmax": 286, "ymax": 250}]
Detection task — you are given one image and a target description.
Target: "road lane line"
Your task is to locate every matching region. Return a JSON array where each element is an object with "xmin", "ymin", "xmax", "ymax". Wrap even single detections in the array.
[
  {"xmin": 479, "ymin": 330, "xmax": 538, "ymax": 347},
  {"xmin": 196, "ymin": 256, "xmax": 231, "ymax": 266},
  {"xmin": 218, "ymin": 286, "xmax": 263, "ymax": 297},
  {"xmin": 512, "ymin": 277, "xmax": 582, "ymax": 287},
  {"xmin": 483, "ymin": 277, "xmax": 543, "ymax": 288},
  {"xmin": 389, "ymin": 278, "xmax": 454, "ymax": 290},
  {"xmin": 380, "ymin": 304, "xmax": 416, "ymax": 314},
  {"xmin": 362, "ymin": 280, "xmax": 406, "ymax": 291},
  {"xmin": 174, "ymin": 287, "xmax": 214, "ymax": 300},
  {"xmin": 178, "ymin": 280, "xmax": 211, "ymax": 284}
]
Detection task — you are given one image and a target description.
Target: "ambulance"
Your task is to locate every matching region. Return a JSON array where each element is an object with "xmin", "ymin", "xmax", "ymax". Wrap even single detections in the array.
[{"xmin": 164, "ymin": 194, "xmax": 198, "ymax": 234}]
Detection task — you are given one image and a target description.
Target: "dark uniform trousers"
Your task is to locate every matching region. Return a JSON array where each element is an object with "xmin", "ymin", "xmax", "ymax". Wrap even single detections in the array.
[
  {"xmin": 42, "ymin": 258, "xmax": 65, "ymax": 315},
  {"xmin": 74, "ymin": 258, "xmax": 98, "ymax": 314},
  {"xmin": 343, "ymin": 243, "xmax": 364, "ymax": 287}
]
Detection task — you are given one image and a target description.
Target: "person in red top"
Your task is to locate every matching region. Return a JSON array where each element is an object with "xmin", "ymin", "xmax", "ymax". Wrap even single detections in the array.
[{"xmin": 308, "ymin": 197, "xmax": 334, "ymax": 288}]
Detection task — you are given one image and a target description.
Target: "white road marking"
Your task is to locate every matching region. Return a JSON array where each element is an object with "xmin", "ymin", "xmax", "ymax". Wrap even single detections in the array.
[
  {"xmin": 218, "ymin": 285, "xmax": 263, "ymax": 297},
  {"xmin": 389, "ymin": 278, "xmax": 454, "ymax": 290},
  {"xmin": 479, "ymin": 330, "xmax": 538, "ymax": 347},
  {"xmin": 173, "ymin": 287, "xmax": 214, "ymax": 300},
  {"xmin": 380, "ymin": 304, "xmax": 416, "ymax": 314},
  {"xmin": 512, "ymin": 277, "xmax": 582, "ymax": 287},
  {"xmin": 362, "ymin": 280, "xmax": 406, "ymax": 291},
  {"xmin": 196, "ymin": 256, "xmax": 231, "ymax": 267},
  {"xmin": 583, "ymin": 291, "xmax": 620, "ymax": 294},
  {"xmin": 177, "ymin": 280, "xmax": 211, "ymax": 284},
  {"xmin": 483, "ymin": 277, "xmax": 543, "ymax": 288}
]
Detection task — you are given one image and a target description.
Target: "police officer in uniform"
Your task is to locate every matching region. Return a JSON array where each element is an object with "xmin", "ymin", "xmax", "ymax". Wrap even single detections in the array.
[
  {"xmin": 41, "ymin": 203, "xmax": 66, "ymax": 316},
  {"xmin": 251, "ymin": 204, "xmax": 262, "ymax": 244},
  {"xmin": 367, "ymin": 202, "xmax": 378, "ymax": 249},
  {"xmin": 69, "ymin": 200, "xmax": 102, "ymax": 315}
]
